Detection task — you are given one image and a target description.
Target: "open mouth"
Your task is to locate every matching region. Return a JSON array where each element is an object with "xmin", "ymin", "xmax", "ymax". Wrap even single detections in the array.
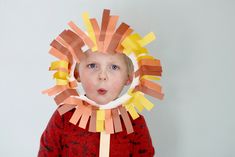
[{"xmin": 97, "ymin": 88, "xmax": 107, "ymax": 95}]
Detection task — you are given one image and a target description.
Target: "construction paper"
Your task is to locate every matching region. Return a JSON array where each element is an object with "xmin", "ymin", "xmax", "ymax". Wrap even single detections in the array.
[
  {"xmin": 68, "ymin": 21, "xmax": 94, "ymax": 48},
  {"xmin": 119, "ymin": 106, "xmax": 134, "ymax": 134},
  {"xmin": 99, "ymin": 132, "xmax": 110, "ymax": 157},
  {"xmin": 43, "ymin": 9, "xmax": 164, "ymax": 137},
  {"xmin": 107, "ymin": 23, "xmax": 130, "ymax": 53},
  {"xmin": 54, "ymin": 89, "xmax": 79, "ymax": 105},
  {"xmin": 99, "ymin": 9, "xmax": 110, "ymax": 41},
  {"xmin": 105, "ymin": 109, "xmax": 114, "ymax": 134},
  {"xmin": 82, "ymin": 12, "xmax": 98, "ymax": 51},
  {"xmin": 111, "ymin": 108, "xmax": 123, "ymax": 133}
]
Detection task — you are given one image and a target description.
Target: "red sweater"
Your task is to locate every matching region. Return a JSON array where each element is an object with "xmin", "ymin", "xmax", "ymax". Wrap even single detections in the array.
[{"xmin": 38, "ymin": 109, "xmax": 155, "ymax": 157}]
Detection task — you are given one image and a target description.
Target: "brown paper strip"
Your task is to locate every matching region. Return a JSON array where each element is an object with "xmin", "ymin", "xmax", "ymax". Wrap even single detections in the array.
[
  {"xmin": 50, "ymin": 40, "xmax": 73, "ymax": 65},
  {"xmin": 106, "ymin": 23, "xmax": 130, "ymax": 53},
  {"xmin": 59, "ymin": 30, "xmax": 85, "ymax": 62},
  {"xmin": 99, "ymin": 9, "xmax": 110, "ymax": 41},
  {"xmin": 118, "ymin": 106, "xmax": 134, "ymax": 134},
  {"xmin": 54, "ymin": 89, "xmax": 78, "ymax": 105},
  {"xmin": 89, "ymin": 109, "xmax": 97, "ymax": 132},
  {"xmin": 134, "ymin": 85, "xmax": 164, "ymax": 100},
  {"xmin": 116, "ymin": 28, "xmax": 133, "ymax": 53},
  {"xmin": 135, "ymin": 68, "xmax": 162, "ymax": 77},
  {"xmin": 138, "ymin": 65, "xmax": 162, "ymax": 72},
  {"xmin": 49, "ymin": 47, "xmax": 69, "ymax": 61},
  {"xmin": 68, "ymin": 21, "xmax": 95, "ymax": 48},
  {"xmin": 111, "ymin": 108, "xmax": 122, "ymax": 133}
]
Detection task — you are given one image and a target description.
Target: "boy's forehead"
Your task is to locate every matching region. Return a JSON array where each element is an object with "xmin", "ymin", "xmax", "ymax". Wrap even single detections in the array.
[{"xmin": 82, "ymin": 51, "xmax": 126, "ymax": 62}]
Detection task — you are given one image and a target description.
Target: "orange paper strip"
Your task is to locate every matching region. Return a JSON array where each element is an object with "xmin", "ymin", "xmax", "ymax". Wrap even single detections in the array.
[
  {"xmin": 105, "ymin": 109, "xmax": 114, "ymax": 134},
  {"xmin": 57, "ymin": 104, "xmax": 77, "ymax": 115},
  {"xmin": 68, "ymin": 21, "xmax": 94, "ymax": 48}
]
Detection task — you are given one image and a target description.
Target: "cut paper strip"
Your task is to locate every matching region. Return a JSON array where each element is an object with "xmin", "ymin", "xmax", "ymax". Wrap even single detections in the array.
[
  {"xmin": 118, "ymin": 106, "xmax": 134, "ymax": 134},
  {"xmin": 50, "ymin": 40, "xmax": 73, "ymax": 65},
  {"xmin": 56, "ymin": 79, "xmax": 68, "ymax": 85},
  {"xmin": 96, "ymin": 109, "xmax": 105, "ymax": 132},
  {"xmin": 134, "ymin": 84, "xmax": 164, "ymax": 100},
  {"xmin": 137, "ymin": 32, "xmax": 156, "ymax": 47},
  {"xmin": 105, "ymin": 109, "xmax": 114, "ymax": 134},
  {"xmin": 59, "ymin": 30, "xmax": 85, "ymax": 62},
  {"xmin": 111, "ymin": 108, "xmax": 122, "ymax": 133},
  {"xmin": 89, "ymin": 109, "xmax": 97, "ymax": 132},
  {"xmin": 133, "ymin": 99, "xmax": 145, "ymax": 112},
  {"xmin": 57, "ymin": 104, "xmax": 77, "ymax": 115},
  {"xmin": 116, "ymin": 28, "xmax": 133, "ymax": 53},
  {"xmin": 140, "ymin": 75, "xmax": 161, "ymax": 81},
  {"xmin": 42, "ymin": 85, "xmax": 68, "ymax": 96},
  {"xmin": 138, "ymin": 58, "xmax": 161, "ymax": 67},
  {"xmin": 96, "ymin": 120, "xmax": 104, "ymax": 132},
  {"xmin": 79, "ymin": 106, "xmax": 92, "ymax": 129},
  {"xmin": 63, "ymin": 97, "xmax": 83, "ymax": 105},
  {"xmin": 103, "ymin": 16, "xmax": 119, "ymax": 52},
  {"xmin": 53, "ymin": 71, "xmax": 69, "ymax": 80},
  {"xmin": 136, "ymin": 55, "xmax": 154, "ymax": 61},
  {"xmin": 99, "ymin": 132, "xmax": 110, "ymax": 157},
  {"xmin": 54, "ymin": 89, "xmax": 79, "ymax": 105},
  {"xmin": 107, "ymin": 23, "xmax": 130, "ymax": 53},
  {"xmin": 133, "ymin": 92, "xmax": 154, "ymax": 111},
  {"xmin": 124, "ymin": 103, "xmax": 139, "ymax": 120},
  {"xmin": 99, "ymin": 9, "xmax": 110, "ymax": 41},
  {"xmin": 82, "ymin": 12, "xmax": 98, "ymax": 51},
  {"xmin": 68, "ymin": 21, "xmax": 94, "ymax": 48},
  {"xmin": 49, "ymin": 47, "xmax": 69, "ymax": 62},
  {"xmin": 50, "ymin": 60, "xmax": 68, "ymax": 70},
  {"xmin": 90, "ymin": 18, "xmax": 101, "ymax": 51},
  {"xmin": 69, "ymin": 105, "xmax": 84, "ymax": 125}
]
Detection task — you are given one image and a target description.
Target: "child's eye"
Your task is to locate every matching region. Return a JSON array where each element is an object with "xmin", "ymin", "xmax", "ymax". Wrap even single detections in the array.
[
  {"xmin": 87, "ymin": 63, "xmax": 97, "ymax": 69},
  {"xmin": 111, "ymin": 64, "xmax": 120, "ymax": 70}
]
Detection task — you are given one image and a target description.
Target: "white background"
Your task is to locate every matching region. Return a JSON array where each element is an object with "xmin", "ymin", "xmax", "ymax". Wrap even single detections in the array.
[{"xmin": 0, "ymin": 0, "xmax": 234, "ymax": 156}]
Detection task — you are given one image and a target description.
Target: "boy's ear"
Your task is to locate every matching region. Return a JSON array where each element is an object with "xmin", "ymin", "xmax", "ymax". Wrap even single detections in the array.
[
  {"xmin": 74, "ymin": 63, "xmax": 81, "ymax": 82},
  {"xmin": 125, "ymin": 73, "xmax": 134, "ymax": 85}
]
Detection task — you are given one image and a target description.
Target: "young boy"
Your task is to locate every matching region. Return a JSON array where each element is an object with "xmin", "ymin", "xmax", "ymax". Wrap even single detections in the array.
[
  {"xmin": 38, "ymin": 8, "xmax": 165, "ymax": 156},
  {"xmin": 38, "ymin": 50, "xmax": 155, "ymax": 156}
]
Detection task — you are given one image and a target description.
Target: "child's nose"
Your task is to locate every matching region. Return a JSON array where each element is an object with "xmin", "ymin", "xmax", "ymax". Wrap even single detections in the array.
[{"xmin": 98, "ymin": 70, "xmax": 108, "ymax": 81}]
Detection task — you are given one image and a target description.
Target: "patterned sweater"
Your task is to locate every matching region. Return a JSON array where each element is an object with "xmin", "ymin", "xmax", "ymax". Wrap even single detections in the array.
[{"xmin": 38, "ymin": 109, "xmax": 155, "ymax": 157}]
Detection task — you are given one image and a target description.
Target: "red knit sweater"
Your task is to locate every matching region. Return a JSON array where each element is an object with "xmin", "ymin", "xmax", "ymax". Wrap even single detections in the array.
[{"xmin": 38, "ymin": 109, "xmax": 155, "ymax": 157}]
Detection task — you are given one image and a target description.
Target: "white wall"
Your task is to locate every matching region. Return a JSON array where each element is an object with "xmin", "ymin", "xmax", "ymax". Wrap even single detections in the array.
[{"xmin": 0, "ymin": 0, "xmax": 234, "ymax": 156}]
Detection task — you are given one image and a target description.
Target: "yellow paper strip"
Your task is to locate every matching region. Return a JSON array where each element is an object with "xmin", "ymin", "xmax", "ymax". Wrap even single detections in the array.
[
  {"xmin": 50, "ymin": 60, "xmax": 68, "ymax": 70},
  {"xmin": 140, "ymin": 75, "xmax": 161, "ymax": 81},
  {"xmin": 125, "ymin": 103, "xmax": 139, "ymax": 120},
  {"xmin": 96, "ymin": 120, "xmax": 104, "ymax": 132},
  {"xmin": 97, "ymin": 109, "xmax": 105, "ymax": 120},
  {"xmin": 138, "ymin": 32, "xmax": 156, "ymax": 47},
  {"xmin": 82, "ymin": 12, "xmax": 98, "ymax": 51}
]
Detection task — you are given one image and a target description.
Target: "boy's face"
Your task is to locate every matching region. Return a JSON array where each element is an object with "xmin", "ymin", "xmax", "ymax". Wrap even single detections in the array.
[{"xmin": 78, "ymin": 51, "xmax": 132, "ymax": 105}]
